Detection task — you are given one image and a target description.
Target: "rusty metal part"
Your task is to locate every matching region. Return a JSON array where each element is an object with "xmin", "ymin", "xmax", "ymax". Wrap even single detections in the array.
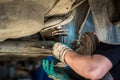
[
  {"xmin": 75, "ymin": 32, "xmax": 99, "ymax": 55},
  {"xmin": 0, "ymin": 41, "xmax": 54, "ymax": 58}
]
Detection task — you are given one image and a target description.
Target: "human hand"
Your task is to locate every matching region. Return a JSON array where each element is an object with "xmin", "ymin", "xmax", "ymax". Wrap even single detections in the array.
[{"xmin": 52, "ymin": 43, "xmax": 72, "ymax": 63}]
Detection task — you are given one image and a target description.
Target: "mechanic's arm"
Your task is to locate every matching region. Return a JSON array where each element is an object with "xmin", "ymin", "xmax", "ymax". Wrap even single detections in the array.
[
  {"xmin": 64, "ymin": 50, "xmax": 112, "ymax": 80},
  {"xmin": 53, "ymin": 43, "xmax": 112, "ymax": 80}
]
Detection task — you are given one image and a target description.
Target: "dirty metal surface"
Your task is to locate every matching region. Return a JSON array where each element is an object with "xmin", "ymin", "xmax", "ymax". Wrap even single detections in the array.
[
  {"xmin": 0, "ymin": 41, "xmax": 54, "ymax": 60},
  {"xmin": 0, "ymin": 0, "xmax": 56, "ymax": 41},
  {"xmin": 89, "ymin": 0, "xmax": 120, "ymax": 44}
]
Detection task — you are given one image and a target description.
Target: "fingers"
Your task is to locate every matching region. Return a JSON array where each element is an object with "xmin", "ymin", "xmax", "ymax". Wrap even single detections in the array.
[
  {"xmin": 45, "ymin": 60, "xmax": 49, "ymax": 73},
  {"xmin": 50, "ymin": 61, "xmax": 54, "ymax": 74},
  {"xmin": 42, "ymin": 59, "xmax": 48, "ymax": 74},
  {"xmin": 42, "ymin": 59, "xmax": 55, "ymax": 75}
]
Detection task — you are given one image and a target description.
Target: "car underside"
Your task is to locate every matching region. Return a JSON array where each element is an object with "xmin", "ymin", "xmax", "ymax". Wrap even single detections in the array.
[{"xmin": 0, "ymin": 0, "xmax": 119, "ymax": 79}]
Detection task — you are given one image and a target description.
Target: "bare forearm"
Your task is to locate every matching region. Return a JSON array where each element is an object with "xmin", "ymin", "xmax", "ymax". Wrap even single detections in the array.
[
  {"xmin": 64, "ymin": 50, "xmax": 112, "ymax": 79},
  {"xmin": 64, "ymin": 51, "xmax": 96, "ymax": 79},
  {"xmin": 52, "ymin": 42, "xmax": 112, "ymax": 79}
]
